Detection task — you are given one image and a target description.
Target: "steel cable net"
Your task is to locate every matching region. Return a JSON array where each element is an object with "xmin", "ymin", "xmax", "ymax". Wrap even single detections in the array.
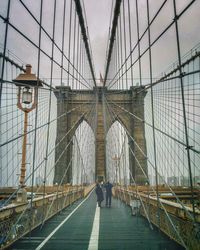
[
  {"xmin": 0, "ymin": 0, "xmax": 200, "ymax": 249},
  {"xmin": 104, "ymin": 0, "xmax": 200, "ymax": 189},
  {"xmin": 0, "ymin": 0, "xmax": 96, "ymax": 248},
  {"xmin": 104, "ymin": 0, "xmax": 200, "ymax": 249}
]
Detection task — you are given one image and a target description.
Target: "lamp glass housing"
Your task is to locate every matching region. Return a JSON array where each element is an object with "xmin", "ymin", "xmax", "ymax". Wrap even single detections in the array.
[{"xmin": 22, "ymin": 87, "xmax": 32, "ymax": 104}]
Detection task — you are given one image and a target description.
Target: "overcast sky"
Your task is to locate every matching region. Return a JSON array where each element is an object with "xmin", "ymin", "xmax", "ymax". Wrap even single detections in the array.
[
  {"xmin": 1, "ymin": 0, "xmax": 200, "ymax": 81},
  {"xmin": 83, "ymin": 0, "xmax": 200, "ymax": 80},
  {"xmin": 83, "ymin": 0, "xmax": 113, "ymax": 77}
]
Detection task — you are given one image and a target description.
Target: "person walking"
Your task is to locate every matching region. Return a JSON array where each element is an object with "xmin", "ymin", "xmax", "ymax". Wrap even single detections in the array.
[
  {"xmin": 95, "ymin": 183, "xmax": 104, "ymax": 207},
  {"xmin": 105, "ymin": 181, "xmax": 113, "ymax": 207}
]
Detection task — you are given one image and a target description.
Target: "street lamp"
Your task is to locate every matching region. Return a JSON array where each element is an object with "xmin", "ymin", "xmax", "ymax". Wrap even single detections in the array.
[
  {"xmin": 112, "ymin": 154, "xmax": 120, "ymax": 185},
  {"xmin": 13, "ymin": 64, "xmax": 43, "ymax": 202}
]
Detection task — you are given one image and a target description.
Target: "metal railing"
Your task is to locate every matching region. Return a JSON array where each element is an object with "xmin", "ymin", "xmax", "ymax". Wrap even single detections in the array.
[
  {"xmin": 0, "ymin": 186, "xmax": 84, "ymax": 249},
  {"xmin": 115, "ymin": 186, "xmax": 200, "ymax": 250}
]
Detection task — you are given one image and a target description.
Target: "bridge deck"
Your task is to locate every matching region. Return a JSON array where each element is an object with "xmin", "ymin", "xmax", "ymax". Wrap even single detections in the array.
[{"xmin": 12, "ymin": 191, "xmax": 183, "ymax": 250}]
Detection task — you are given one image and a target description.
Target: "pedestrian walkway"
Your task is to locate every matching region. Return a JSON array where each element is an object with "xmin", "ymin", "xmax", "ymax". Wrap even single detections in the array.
[{"xmin": 12, "ymin": 191, "xmax": 183, "ymax": 250}]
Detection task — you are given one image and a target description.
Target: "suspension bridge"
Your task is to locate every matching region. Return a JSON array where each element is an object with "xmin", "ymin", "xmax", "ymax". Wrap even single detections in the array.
[{"xmin": 0, "ymin": 0, "xmax": 200, "ymax": 249}]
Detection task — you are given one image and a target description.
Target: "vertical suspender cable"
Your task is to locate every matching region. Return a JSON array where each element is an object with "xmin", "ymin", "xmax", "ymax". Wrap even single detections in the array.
[
  {"xmin": 61, "ymin": 0, "xmax": 67, "ymax": 86},
  {"xmin": 122, "ymin": 0, "xmax": 128, "ymax": 90},
  {"xmin": 116, "ymin": 27, "xmax": 120, "ymax": 90},
  {"xmin": 29, "ymin": 0, "xmax": 46, "ymax": 236},
  {"xmin": 127, "ymin": 0, "xmax": 133, "ymax": 86},
  {"xmin": 146, "ymin": 0, "xmax": 160, "ymax": 230},
  {"xmin": 42, "ymin": 0, "xmax": 61, "ymax": 225},
  {"xmin": 0, "ymin": 1, "xmax": 11, "ymax": 186},
  {"xmin": 0, "ymin": 0, "xmax": 11, "ymax": 101},
  {"xmin": 119, "ymin": 13, "xmax": 123, "ymax": 90},
  {"xmin": 72, "ymin": 9, "xmax": 77, "ymax": 89},
  {"xmin": 76, "ymin": 25, "xmax": 80, "ymax": 90},
  {"xmin": 67, "ymin": 0, "xmax": 73, "ymax": 86},
  {"xmin": 135, "ymin": 0, "xmax": 142, "ymax": 86},
  {"xmin": 173, "ymin": 0, "xmax": 196, "ymax": 222}
]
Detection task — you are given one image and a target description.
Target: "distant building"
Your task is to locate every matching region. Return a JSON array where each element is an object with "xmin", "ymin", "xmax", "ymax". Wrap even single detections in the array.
[
  {"xmin": 167, "ymin": 176, "xmax": 179, "ymax": 186},
  {"xmin": 148, "ymin": 175, "xmax": 155, "ymax": 186},
  {"xmin": 193, "ymin": 176, "xmax": 200, "ymax": 186},
  {"xmin": 158, "ymin": 175, "xmax": 165, "ymax": 185},
  {"xmin": 35, "ymin": 176, "xmax": 44, "ymax": 185},
  {"xmin": 180, "ymin": 176, "xmax": 189, "ymax": 186},
  {"xmin": 148, "ymin": 175, "xmax": 165, "ymax": 185}
]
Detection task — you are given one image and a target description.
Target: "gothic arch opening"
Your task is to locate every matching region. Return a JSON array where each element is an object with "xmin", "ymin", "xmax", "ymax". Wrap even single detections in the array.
[
  {"xmin": 106, "ymin": 121, "xmax": 130, "ymax": 185},
  {"xmin": 72, "ymin": 120, "xmax": 95, "ymax": 185}
]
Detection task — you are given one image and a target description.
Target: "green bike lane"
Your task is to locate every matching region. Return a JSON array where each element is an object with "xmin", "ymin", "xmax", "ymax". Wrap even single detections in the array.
[
  {"xmin": 98, "ymin": 197, "xmax": 183, "ymax": 250},
  {"xmin": 12, "ymin": 191, "xmax": 96, "ymax": 250},
  {"xmin": 12, "ymin": 190, "xmax": 184, "ymax": 250}
]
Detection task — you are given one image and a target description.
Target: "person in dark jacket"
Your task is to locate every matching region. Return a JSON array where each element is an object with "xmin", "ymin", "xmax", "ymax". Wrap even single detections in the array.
[
  {"xmin": 95, "ymin": 183, "xmax": 104, "ymax": 207},
  {"xmin": 105, "ymin": 181, "xmax": 113, "ymax": 207}
]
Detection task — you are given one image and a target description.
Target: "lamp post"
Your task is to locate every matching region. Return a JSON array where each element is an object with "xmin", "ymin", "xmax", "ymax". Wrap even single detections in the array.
[
  {"xmin": 13, "ymin": 64, "xmax": 43, "ymax": 202},
  {"xmin": 112, "ymin": 154, "xmax": 120, "ymax": 185}
]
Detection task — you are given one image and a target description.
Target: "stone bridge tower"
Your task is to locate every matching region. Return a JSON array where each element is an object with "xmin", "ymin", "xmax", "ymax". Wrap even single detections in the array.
[{"xmin": 53, "ymin": 86, "xmax": 147, "ymax": 185}]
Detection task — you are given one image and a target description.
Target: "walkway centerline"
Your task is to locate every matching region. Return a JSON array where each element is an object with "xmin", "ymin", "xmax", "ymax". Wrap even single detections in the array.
[
  {"xmin": 88, "ymin": 204, "xmax": 100, "ymax": 250},
  {"xmin": 35, "ymin": 191, "xmax": 94, "ymax": 250}
]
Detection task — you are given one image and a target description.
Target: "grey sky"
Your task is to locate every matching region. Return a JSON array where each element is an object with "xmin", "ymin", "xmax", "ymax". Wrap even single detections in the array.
[
  {"xmin": 83, "ymin": 0, "xmax": 113, "ymax": 77},
  {"xmin": 83, "ymin": 0, "xmax": 200, "ymax": 80},
  {"xmin": 1, "ymin": 0, "xmax": 200, "ymax": 81}
]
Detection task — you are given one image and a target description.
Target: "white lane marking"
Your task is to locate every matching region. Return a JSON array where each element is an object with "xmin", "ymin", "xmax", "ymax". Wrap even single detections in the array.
[
  {"xmin": 88, "ymin": 204, "xmax": 100, "ymax": 250},
  {"xmin": 35, "ymin": 190, "xmax": 94, "ymax": 250}
]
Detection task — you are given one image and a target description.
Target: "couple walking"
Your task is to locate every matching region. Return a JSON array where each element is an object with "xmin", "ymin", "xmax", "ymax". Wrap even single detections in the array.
[{"xmin": 95, "ymin": 181, "xmax": 113, "ymax": 208}]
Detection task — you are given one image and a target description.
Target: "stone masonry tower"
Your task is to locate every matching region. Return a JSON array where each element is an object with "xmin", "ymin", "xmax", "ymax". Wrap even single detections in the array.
[
  {"xmin": 53, "ymin": 86, "xmax": 147, "ymax": 185},
  {"xmin": 95, "ymin": 87, "xmax": 106, "ymax": 182}
]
